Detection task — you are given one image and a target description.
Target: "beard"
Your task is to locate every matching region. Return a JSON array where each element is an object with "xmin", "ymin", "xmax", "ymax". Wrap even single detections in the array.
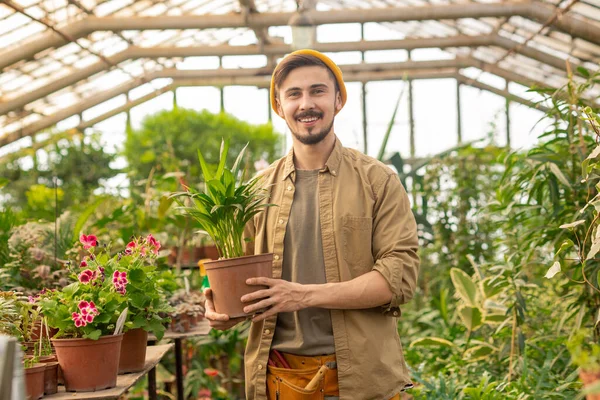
[{"xmin": 286, "ymin": 110, "xmax": 334, "ymax": 146}]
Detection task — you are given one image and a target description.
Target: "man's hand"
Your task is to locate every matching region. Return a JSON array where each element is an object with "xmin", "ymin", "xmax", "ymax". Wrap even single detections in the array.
[
  {"xmin": 203, "ymin": 288, "xmax": 246, "ymax": 330},
  {"xmin": 241, "ymin": 278, "xmax": 310, "ymax": 322}
]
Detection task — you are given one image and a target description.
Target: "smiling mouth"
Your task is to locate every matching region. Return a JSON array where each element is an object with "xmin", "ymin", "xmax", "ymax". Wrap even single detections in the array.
[{"xmin": 297, "ymin": 116, "xmax": 321, "ymax": 124}]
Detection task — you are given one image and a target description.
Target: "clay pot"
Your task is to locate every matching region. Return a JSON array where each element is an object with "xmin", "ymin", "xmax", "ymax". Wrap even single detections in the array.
[
  {"xmin": 43, "ymin": 362, "xmax": 59, "ymax": 395},
  {"xmin": 38, "ymin": 354, "xmax": 57, "ymax": 363},
  {"xmin": 187, "ymin": 313, "xmax": 197, "ymax": 328},
  {"xmin": 24, "ymin": 363, "xmax": 45, "ymax": 400},
  {"xmin": 203, "ymin": 245, "xmax": 220, "ymax": 260},
  {"xmin": 118, "ymin": 328, "xmax": 148, "ymax": 374},
  {"xmin": 181, "ymin": 317, "xmax": 190, "ymax": 332},
  {"xmin": 580, "ymin": 369, "xmax": 600, "ymax": 400},
  {"xmin": 30, "ymin": 320, "xmax": 59, "ymax": 341},
  {"xmin": 204, "ymin": 253, "xmax": 273, "ymax": 318},
  {"xmin": 52, "ymin": 334, "xmax": 123, "ymax": 392}
]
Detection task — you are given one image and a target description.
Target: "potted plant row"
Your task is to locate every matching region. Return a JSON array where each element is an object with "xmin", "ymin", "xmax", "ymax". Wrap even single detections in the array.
[
  {"xmin": 32, "ymin": 233, "xmax": 172, "ymax": 392},
  {"xmin": 0, "ymin": 292, "xmax": 59, "ymax": 399},
  {"xmin": 168, "ymin": 290, "xmax": 206, "ymax": 333},
  {"xmin": 172, "ymin": 139, "xmax": 276, "ymax": 318}
]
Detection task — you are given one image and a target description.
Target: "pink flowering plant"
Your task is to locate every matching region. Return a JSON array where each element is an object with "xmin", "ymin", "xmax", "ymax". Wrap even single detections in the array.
[
  {"xmin": 38, "ymin": 233, "xmax": 172, "ymax": 340},
  {"xmin": 115, "ymin": 234, "xmax": 173, "ymax": 341}
]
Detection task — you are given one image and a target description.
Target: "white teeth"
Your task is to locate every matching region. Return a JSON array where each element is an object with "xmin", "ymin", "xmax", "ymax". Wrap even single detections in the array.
[{"xmin": 299, "ymin": 117, "xmax": 318, "ymax": 122}]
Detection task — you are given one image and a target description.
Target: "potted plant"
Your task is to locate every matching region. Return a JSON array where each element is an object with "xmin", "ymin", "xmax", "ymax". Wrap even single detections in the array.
[
  {"xmin": 32, "ymin": 318, "xmax": 59, "ymax": 395},
  {"xmin": 568, "ymin": 330, "xmax": 600, "ymax": 399},
  {"xmin": 15, "ymin": 296, "xmax": 41, "ymax": 355},
  {"xmin": 114, "ymin": 233, "xmax": 173, "ymax": 373},
  {"xmin": 0, "ymin": 291, "xmax": 20, "ymax": 337},
  {"xmin": 173, "ymin": 139, "xmax": 275, "ymax": 317},
  {"xmin": 23, "ymin": 356, "xmax": 45, "ymax": 400},
  {"xmin": 37, "ymin": 234, "xmax": 128, "ymax": 392}
]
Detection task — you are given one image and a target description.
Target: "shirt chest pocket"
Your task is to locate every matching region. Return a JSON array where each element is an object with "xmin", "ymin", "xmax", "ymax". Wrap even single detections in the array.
[{"xmin": 341, "ymin": 216, "xmax": 374, "ymax": 276}]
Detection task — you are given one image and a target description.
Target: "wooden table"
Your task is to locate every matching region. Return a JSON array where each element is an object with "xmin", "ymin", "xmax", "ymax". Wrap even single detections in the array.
[
  {"xmin": 44, "ymin": 344, "xmax": 173, "ymax": 400},
  {"xmin": 148, "ymin": 321, "xmax": 211, "ymax": 400}
]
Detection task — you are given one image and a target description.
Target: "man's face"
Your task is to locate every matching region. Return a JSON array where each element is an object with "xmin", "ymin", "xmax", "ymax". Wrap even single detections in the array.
[{"xmin": 276, "ymin": 65, "xmax": 342, "ymax": 145}]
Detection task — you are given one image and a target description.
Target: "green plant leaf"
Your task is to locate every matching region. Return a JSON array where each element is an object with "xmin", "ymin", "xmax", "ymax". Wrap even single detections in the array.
[
  {"xmin": 86, "ymin": 329, "xmax": 102, "ymax": 340},
  {"xmin": 450, "ymin": 268, "xmax": 478, "ymax": 306},
  {"xmin": 215, "ymin": 138, "xmax": 230, "ymax": 179},
  {"xmin": 480, "ymin": 277, "xmax": 508, "ymax": 299},
  {"xmin": 464, "ymin": 344, "xmax": 497, "ymax": 361},
  {"xmin": 129, "ymin": 269, "xmax": 145, "ymax": 283},
  {"xmin": 129, "ymin": 293, "xmax": 148, "ymax": 309},
  {"xmin": 458, "ymin": 306, "xmax": 483, "ymax": 331},
  {"xmin": 73, "ymin": 197, "xmax": 107, "ymax": 242},
  {"xmin": 409, "ymin": 337, "xmax": 455, "ymax": 348},
  {"xmin": 232, "ymin": 143, "xmax": 249, "ymax": 179},
  {"xmin": 197, "ymin": 148, "xmax": 213, "ymax": 182},
  {"xmin": 548, "ymin": 162, "xmax": 571, "ymax": 187}
]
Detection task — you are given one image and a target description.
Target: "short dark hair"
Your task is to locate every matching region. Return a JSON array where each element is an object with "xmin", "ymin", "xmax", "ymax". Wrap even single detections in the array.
[{"xmin": 272, "ymin": 54, "xmax": 340, "ymax": 102}]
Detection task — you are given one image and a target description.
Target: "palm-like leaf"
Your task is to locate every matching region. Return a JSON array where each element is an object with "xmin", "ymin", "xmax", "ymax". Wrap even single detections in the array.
[{"xmin": 175, "ymin": 138, "xmax": 275, "ymax": 258}]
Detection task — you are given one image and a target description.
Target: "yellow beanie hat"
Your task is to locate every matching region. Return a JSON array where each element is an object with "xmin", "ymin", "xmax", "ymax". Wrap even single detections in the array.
[{"xmin": 270, "ymin": 49, "xmax": 347, "ymax": 116}]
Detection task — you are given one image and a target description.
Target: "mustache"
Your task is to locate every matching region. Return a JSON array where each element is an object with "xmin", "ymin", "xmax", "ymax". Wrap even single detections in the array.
[{"xmin": 295, "ymin": 111, "xmax": 323, "ymax": 119}]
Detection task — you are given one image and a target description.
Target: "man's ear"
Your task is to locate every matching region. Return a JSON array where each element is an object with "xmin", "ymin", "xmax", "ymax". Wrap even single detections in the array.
[
  {"xmin": 334, "ymin": 92, "xmax": 342, "ymax": 112},
  {"xmin": 276, "ymin": 98, "xmax": 284, "ymax": 118}
]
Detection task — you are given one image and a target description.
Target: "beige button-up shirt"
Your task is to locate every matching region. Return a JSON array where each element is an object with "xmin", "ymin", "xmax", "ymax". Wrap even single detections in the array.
[{"xmin": 243, "ymin": 137, "xmax": 420, "ymax": 400}]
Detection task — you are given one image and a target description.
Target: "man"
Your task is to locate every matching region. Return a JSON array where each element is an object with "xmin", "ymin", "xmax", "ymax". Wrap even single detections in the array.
[{"xmin": 204, "ymin": 49, "xmax": 419, "ymax": 400}]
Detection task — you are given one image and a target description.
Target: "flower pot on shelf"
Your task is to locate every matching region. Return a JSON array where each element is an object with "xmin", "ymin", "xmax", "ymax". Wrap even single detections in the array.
[
  {"xmin": 42, "ymin": 361, "xmax": 59, "ymax": 395},
  {"xmin": 52, "ymin": 334, "xmax": 123, "ymax": 392},
  {"xmin": 187, "ymin": 313, "xmax": 197, "ymax": 328},
  {"xmin": 580, "ymin": 369, "xmax": 600, "ymax": 400},
  {"xmin": 118, "ymin": 328, "xmax": 148, "ymax": 374},
  {"xmin": 202, "ymin": 245, "xmax": 220, "ymax": 260},
  {"xmin": 30, "ymin": 320, "xmax": 59, "ymax": 341},
  {"xmin": 24, "ymin": 363, "xmax": 45, "ymax": 400},
  {"xmin": 204, "ymin": 253, "xmax": 273, "ymax": 318}
]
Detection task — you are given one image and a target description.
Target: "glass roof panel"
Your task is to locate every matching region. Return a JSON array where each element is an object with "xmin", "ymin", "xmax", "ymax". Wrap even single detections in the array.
[{"xmin": 0, "ymin": 0, "xmax": 599, "ymax": 145}]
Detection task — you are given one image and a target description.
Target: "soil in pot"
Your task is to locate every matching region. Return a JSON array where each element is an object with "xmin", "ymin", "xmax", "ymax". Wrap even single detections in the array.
[
  {"xmin": 24, "ymin": 363, "xmax": 45, "ymax": 400},
  {"xmin": 118, "ymin": 328, "xmax": 148, "ymax": 374},
  {"xmin": 42, "ymin": 361, "xmax": 59, "ymax": 395},
  {"xmin": 52, "ymin": 334, "xmax": 123, "ymax": 392},
  {"xmin": 204, "ymin": 253, "xmax": 273, "ymax": 318},
  {"xmin": 580, "ymin": 369, "xmax": 600, "ymax": 400}
]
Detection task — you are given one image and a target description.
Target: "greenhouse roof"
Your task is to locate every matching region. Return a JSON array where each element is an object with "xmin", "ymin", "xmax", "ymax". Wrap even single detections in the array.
[{"xmin": 0, "ymin": 0, "xmax": 599, "ymax": 147}]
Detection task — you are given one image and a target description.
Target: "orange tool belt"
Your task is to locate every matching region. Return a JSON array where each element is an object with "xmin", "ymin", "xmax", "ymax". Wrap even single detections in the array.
[{"xmin": 266, "ymin": 351, "xmax": 402, "ymax": 400}]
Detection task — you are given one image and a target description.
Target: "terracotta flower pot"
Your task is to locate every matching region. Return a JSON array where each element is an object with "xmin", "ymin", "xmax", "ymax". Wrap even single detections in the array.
[
  {"xmin": 24, "ymin": 363, "xmax": 45, "ymax": 400},
  {"xmin": 118, "ymin": 328, "xmax": 148, "ymax": 374},
  {"xmin": 52, "ymin": 334, "xmax": 123, "ymax": 392},
  {"xmin": 31, "ymin": 320, "xmax": 59, "ymax": 341},
  {"xmin": 43, "ymin": 361, "xmax": 59, "ymax": 395},
  {"xmin": 38, "ymin": 354, "xmax": 57, "ymax": 363},
  {"xmin": 580, "ymin": 369, "xmax": 600, "ymax": 400},
  {"xmin": 204, "ymin": 253, "xmax": 273, "ymax": 318},
  {"xmin": 203, "ymin": 245, "xmax": 220, "ymax": 260}
]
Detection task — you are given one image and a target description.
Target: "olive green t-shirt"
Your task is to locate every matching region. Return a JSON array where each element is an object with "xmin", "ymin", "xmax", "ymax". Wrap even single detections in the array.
[{"xmin": 271, "ymin": 169, "xmax": 335, "ymax": 356}]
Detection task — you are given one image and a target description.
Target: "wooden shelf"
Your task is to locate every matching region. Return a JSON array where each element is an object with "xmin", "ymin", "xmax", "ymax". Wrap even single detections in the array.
[
  {"xmin": 44, "ymin": 344, "xmax": 173, "ymax": 400},
  {"xmin": 149, "ymin": 320, "xmax": 211, "ymax": 341}
]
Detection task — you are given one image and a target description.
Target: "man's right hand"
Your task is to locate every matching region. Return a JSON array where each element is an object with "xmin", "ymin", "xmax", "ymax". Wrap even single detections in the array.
[{"xmin": 203, "ymin": 288, "xmax": 246, "ymax": 330}]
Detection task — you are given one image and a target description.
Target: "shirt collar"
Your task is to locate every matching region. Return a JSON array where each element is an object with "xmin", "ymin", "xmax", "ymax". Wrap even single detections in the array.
[{"xmin": 281, "ymin": 136, "xmax": 343, "ymax": 181}]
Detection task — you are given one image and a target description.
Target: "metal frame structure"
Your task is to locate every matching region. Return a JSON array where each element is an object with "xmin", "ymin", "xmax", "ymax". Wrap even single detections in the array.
[{"xmin": 0, "ymin": 0, "xmax": 599, "ymax": 151}]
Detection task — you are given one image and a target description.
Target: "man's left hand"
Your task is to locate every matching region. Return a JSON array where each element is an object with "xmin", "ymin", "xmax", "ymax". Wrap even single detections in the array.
[{"xmin": 241, "ymin": 278, "xmax": 310, "ymax": 322}]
